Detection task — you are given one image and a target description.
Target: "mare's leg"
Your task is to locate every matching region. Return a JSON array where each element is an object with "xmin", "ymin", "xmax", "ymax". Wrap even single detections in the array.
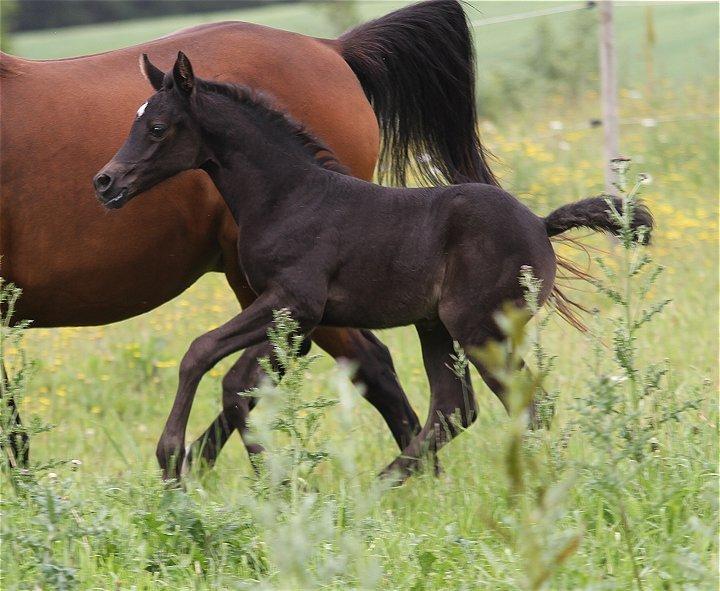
[
  {"xmin": 380, "ymin": 322, "xmax": 476, "ymax": 485},
  {"xmin": 156, "ymin": 290, "xmax": 320, "ymax": 480},
  {"xmin": 1, "ymin": 361, "xmax": 29, "ymax": 467}
]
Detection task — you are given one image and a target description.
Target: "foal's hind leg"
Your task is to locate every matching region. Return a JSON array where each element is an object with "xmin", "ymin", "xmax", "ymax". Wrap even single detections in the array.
[
  {"xmin": 380, "ymin": 322, "xmax": 476, "ymax": 485},
  {"xmin": 442, "ymin": 313, "xmax": 540, "ymax": 428}
]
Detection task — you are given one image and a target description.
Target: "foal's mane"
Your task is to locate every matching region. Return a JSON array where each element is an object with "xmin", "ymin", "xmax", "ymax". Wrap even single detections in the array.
[{"xmin": 195, "ymin": 79, "xmax": 350, "ymax": 175}]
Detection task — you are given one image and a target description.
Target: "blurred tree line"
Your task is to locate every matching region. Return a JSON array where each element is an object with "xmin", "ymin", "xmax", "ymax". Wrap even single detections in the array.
[
  {"xmin": 2, "ymin": 0, "xmax": 301, "ymax": 32},
  {"xmin": 477, "ymin": 10, "xmax": 599, "ymax": 119}
]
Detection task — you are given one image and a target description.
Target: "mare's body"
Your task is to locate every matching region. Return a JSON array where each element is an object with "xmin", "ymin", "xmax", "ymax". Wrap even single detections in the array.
[
  {"xmin": 2, "ymin": 0, "xmax": 494, "ymax": 468},
  {"xmin": 95, "ymin": 55, "xmax": 652, "ymax": 482}
]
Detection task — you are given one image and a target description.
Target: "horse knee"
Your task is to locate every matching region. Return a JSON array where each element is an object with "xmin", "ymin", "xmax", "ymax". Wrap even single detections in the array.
[{"xmin": 179, "ymin": 334, "xmax": 216, "ymax": 383}]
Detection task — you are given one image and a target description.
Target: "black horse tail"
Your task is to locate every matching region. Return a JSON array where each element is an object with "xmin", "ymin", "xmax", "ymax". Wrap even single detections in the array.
[
  {"xmin": 545, "ymin": 196, "xmax": 654, "ymax": 243},
  {"xmin": 337, "ymin": 0, "xmax": 498, "ymax": 187},
  {"xmin": 542, "ymin": 196, "xmax": 653, "ymax": 332}
]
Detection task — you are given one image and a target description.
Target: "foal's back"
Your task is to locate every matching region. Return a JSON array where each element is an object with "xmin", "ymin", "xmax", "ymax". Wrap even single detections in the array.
[{"xmin": 315, "ymin": 177, "xmax": 556, "ymax": 328}]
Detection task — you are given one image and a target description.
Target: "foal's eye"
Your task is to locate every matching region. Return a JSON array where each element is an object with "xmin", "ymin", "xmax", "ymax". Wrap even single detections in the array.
[{"xmin": 149, "ymin": 124, "xmax": 167, "ymax": 138}]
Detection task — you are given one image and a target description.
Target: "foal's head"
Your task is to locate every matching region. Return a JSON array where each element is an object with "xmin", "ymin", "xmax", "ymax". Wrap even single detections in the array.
[{"xmin": 93, "ymin": 52, "xmax": 208, "ymax": 209}]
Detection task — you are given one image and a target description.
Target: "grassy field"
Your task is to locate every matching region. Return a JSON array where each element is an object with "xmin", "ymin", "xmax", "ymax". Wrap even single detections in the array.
[{"xmin": 2, "ymin": 2, "xmax": 719, "ymax": 590}]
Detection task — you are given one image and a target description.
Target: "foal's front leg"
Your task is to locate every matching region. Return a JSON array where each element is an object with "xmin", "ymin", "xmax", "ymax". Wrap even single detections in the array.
[
  {"xmin": 184, "ymin": 337, "xmax": 312, "ymax": 474},
  {"xmin": 156, "ymin": 290, "xmax": 319, "ymax": 480}
]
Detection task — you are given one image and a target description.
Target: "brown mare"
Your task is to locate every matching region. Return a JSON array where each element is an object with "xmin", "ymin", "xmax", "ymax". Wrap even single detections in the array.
[{"xmin": 0, "ymin": 0, "xmax": 497, "ymax": 472}]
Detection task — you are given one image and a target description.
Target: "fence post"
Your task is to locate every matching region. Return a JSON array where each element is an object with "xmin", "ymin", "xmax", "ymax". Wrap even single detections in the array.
[{"xmin": 599, "ymin": 1, "xmax": 619, "ymax": 194}]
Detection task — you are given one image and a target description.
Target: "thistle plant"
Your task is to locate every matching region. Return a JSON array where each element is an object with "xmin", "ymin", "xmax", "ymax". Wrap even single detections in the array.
[
  {"xmin": 242, "ymin": 309, "xmax": 381, "ymax": 589},
  {"xmin": 579, "ymin": 160, "xmax": 686, "ymax": 468},
  {"xmin": 468, "ymin": 272, "xmax": 581, "ymax": 591},
  {"xmin": 520, "ymin": 266, "xmax": 558, "ymax": 430},
  {"xmin": 253, "ymin": 308, "xmax": 337, "ymax": 494},
  {"xmin": 0, "ymin": 279, "xmax": 58, "ymax": 483},
  {"xmin": 0, "ymin": 279, "xmax": 89, "ymax": 590},
  {"xmin": 0, "ymin": 278, "xmax": 32, "ymax": 474},
  {"xmin": 571, "ymin": 160, "xmax": 706, "ymax": 590}
]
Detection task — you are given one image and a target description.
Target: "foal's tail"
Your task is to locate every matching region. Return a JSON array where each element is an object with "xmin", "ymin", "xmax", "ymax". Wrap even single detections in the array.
[
  {"xmin": 543, "ymin": 196, "xmax": 654, "ymax": 331},
  {"xmin": 337, "ymin": 0, "xmax": 498, "ymax": 187},
  {"xmin": 544, "ymin": 196, "xmax": 654, "ymax": 243}
]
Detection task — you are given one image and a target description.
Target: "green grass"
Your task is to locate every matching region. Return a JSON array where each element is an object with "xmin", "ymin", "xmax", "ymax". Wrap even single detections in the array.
[
  {"xmin": 3, "ymin": 95, "xmax": 718, "ymax": 588},
  {"xmin": 1, "ymin": 2, "xmax": 718, "ymax": 589}
]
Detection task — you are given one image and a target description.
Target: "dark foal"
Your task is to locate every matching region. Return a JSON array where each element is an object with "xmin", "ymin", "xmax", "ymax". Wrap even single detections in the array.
[{"xmin": 94, "ymin": 53, "xmax": 653, "ymax": 483}]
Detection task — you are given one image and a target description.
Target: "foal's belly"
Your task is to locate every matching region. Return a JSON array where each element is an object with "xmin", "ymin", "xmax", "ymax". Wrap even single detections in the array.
[{"xmin": 321, "ymin": 271, "xmax": 442, "ymax": 329}]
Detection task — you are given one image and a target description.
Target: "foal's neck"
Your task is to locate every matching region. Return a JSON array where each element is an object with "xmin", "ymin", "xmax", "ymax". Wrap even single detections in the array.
[{"xmin": 197, "ymin": 95, "xmax": 328, "ymax": 224}]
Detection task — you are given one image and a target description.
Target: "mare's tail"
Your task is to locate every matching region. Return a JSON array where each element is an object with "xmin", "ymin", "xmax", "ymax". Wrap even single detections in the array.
[
  {"xmin": 545, "ymin": 196, "xmax": 654, "ymax": 243},
  {"xmin": 337, "ymin": 0, "xmax": 498, "ymax": 187}
]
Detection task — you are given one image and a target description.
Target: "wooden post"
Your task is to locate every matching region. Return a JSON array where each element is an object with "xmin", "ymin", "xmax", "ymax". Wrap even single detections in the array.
[
  {"xmin": 644, "ymin": 5, "xmax": 656, "ymax": 101},
  {"xmin": 599, "ymin": 1, "xmax": 619, "ymax": 194}
]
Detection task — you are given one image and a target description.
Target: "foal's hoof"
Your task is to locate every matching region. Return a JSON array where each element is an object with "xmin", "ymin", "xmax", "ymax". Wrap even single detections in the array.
[
  {"xmin": 160, "ymin": 456, "xmax": 186, "ymax": 486},
  {"xmin": 378, "ymin": 460, "xmax": 415, "ymax": 488}
]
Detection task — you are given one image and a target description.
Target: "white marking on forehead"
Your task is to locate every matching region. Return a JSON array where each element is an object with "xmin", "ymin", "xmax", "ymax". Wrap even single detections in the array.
[{"xmin": 136, "ymin": 102, "xmax": 148, "ymax": 118}]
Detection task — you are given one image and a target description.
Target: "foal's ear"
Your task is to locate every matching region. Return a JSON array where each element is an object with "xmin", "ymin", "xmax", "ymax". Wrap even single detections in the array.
[
  {"xmin": 173, "ymin": 51, "xmax": 195, "ymax": 95},
  {"xmin": 139, "ymin": 54, "xmax": 164, "ymax": 91}
]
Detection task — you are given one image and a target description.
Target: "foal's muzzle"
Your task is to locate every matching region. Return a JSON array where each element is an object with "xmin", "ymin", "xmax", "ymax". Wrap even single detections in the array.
[
  {"xmin": 93, "ymin": 169, "xmax": 134, "ymax": 209},
  {"xmin": 93, "ymin": 173, "xmax": 113, "ymax": 193}
]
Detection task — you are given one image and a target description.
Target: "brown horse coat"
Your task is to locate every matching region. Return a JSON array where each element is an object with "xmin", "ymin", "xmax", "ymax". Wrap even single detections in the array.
[{"xmin": 1, "ymin": 22, "xmax": 378, "ymax": 325}]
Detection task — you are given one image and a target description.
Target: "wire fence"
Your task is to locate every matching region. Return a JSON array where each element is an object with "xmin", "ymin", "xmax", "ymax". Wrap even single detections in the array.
[
  {"xmin": 466, "ymin": 0, "xmax": 712, "ymax": 181},
  {"xmin": 470, "ymin": 2, "xmax": 592, "ymax": 28}
]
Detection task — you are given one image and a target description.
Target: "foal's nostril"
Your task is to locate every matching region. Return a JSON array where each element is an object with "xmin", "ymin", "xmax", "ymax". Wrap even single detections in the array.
[{"xmin": 94, "ymin": 173, "xmax": 113, "ymax": 193}]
